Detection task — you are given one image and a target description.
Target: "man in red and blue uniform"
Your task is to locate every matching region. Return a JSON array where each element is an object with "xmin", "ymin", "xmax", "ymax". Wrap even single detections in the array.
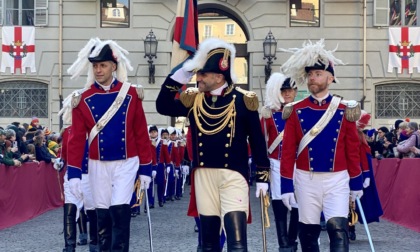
[
  {"xmin": 280, "ymin": 40, "xmax": 364, "ymax": 252},
  {"xmin": 66, "ymin": 39, "xmax": 152, "ymax": 252}
]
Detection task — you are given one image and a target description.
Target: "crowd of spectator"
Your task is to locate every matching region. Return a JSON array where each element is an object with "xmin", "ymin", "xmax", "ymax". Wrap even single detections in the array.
[
  {"xmin": 365, "ymin": 118, "xmax": 420, "ymax": 159},
  {"xmin": 0, "ymin": 117, "xmax": 60, "ymax": 167}
]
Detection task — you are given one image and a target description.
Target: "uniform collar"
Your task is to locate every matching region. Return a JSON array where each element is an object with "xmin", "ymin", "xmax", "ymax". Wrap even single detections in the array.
[
  {"xmin": 204, "ymin": 82, "xmax": 228, "ymax": 97},
  {"xmin": 94, "ymin": 78, "xmax": 118, "ymax": 91},
  {"xmin": 309, "ymin": 93, "xmax": 332, "ymax": 106}
]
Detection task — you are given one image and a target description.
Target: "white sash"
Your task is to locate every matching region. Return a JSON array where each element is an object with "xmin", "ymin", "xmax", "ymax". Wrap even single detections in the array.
[
  {"xmin": 268, "ymin": 130, "xmax": 284, "ymax": 154},
  {"xmin": 297, "ymin": 96, "xmax": 341, "ymax": 156},
  {"xmin": 88, "ymin": 81, "xmax": 131, "ymax": 146}
]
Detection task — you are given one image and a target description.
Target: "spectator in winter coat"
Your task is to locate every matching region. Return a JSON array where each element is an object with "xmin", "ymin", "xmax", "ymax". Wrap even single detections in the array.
[{"xmin": 397, "ymin": 122, "xmax": 420, "ymax": 158}]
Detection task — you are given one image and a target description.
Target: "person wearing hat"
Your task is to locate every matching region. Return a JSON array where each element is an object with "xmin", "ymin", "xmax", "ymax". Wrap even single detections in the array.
[
  {"xmin": 153, "ymin": 128, "xmax": 171, "ymax": 207},
  {"xmin": 350, "ymin": 111, "xmax": 383, "ymax": 241},
  {"xmin": 144, "ymin": 125, "xmax": 159, "ymax": 211},
  {"xmin": 279, "ymin": 39, "xmax": 364, "ymax": 251},
  {"xmin": 65, "ymin": 38, "xmax": 152, "ymax": 251},
  {"xmin": 156, "ymin": 38, "xmax": 270, "ymax": 251},
  {"xmin": 260, "ymin": 73, "xmax": 299, "ymax": 252}
]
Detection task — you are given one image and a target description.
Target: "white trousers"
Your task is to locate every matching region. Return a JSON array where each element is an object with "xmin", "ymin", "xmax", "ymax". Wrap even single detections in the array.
[
  {"xmin": 89, "ymin": 156, "xmax": 138, "ymax": 209},
  {"xmin": 295, "ymin": 169, "xmax": 349, "ymax": 224}
]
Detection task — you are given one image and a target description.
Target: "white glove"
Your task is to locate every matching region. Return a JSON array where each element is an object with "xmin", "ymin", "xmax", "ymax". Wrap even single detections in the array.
[
  {"xmin": 281, "ymin": 192, "xmax": 297, "ymax": 211},
  {"xmin": 363, "ymin": 177, "xmax": 371, "ymax": 188},
  {"xmin": 248, "ymin": 158, "xmax": 252, "ymax": 166},
  {"xmin": 255, "ymin": 183, "xmax": 269, "ymax": 198},
  {"xmin": 69, "ymin": 178, "xmax": 82, "ymax": 200},
  {"xmin": 140, "ymin": 175, "xmax": 152, "ymax": 190},
  {"xmin": 350, "ymin": 190, "xmax": 364, "ymax": 202},
  {"xmin": 170, "ymin": 67, "xmax": 194, "ymax": 84},
  {"xmin": 53, "ymin": 158, "xmax": 63, "ymax": 171},
  {"xmin": 182, "ymin": 165, "xmax": 189, "ymax": 175},
  {"xmin": 175, "ymin": 170, "xmax": 179, "ymax": 178},
  {"xmin": 151, "ymin": 170, "xmax": 157, "ymax": 178},
  {"xmin": 166, "ymin": 166, "xmax": 171, "ymax": 174}
]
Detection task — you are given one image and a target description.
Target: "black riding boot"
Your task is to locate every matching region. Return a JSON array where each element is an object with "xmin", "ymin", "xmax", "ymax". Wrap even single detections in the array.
[
  {"xmin": 224, "ymin": 211, "xmax": 247, "ymax": 252},
  {"xmin": 272, "ymin": 200, "xmax": 292, "ymax": 252},
  {"xmin": 110, "ymin": 204, "xmax": 131, "ymax": 252},
  {"xmin": 288, "ymin": 207, "xmax": 299, "ymax": 251},
  {"xmin": 327, "ymin": 217, "xmax": 349, "ymax": 252},
  {"xmin": 299, "ymin": 222, "xmax": 321, "ymax": 252},
  {"xmin": 96, "ymin": 208, "xmax": 112, "ymax": 252},
  {"xmin": 86, "ymin": 210, "xmax": 99, "ymax": 252},
  {"xmin": 77, "ymin": 208, "xmax": 88, "ymax": 246},
  {"xmin": 348, "ymin": 225, "xmax": 356, "ymax": 241},
  {"xmin": 63, "ymin": 203, "xmax": 77, "ymax": 252},
  {"xmin": 200, "ymin": 215, "xmax": 221, "ymax": 251}
]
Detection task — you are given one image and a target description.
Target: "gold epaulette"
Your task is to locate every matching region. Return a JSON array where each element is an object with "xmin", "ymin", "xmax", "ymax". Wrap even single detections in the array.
[
  {"xmin": 261, "ymin": 106, "xmax": 272, "ymax": 119},
  {"xmin": 180, "ymin": 87, "xmax": 199, "ymax": 108},
  {"xmin": 340, "ymin": 99, "xmax": 361, "ymax": 122},
  {"xmin": 132, "ymin": 84, "xmax": 144, "ymax": 100},
  {"xmin": 235, "ymin": 86, "xmax": 259, "ymax": 111},
  {"xmin": 281, "ymin": 99, "xmax": 303, "ymax": 120},
  {"xmin": 71, "ymin": 90, "xmax": 83, "ymax": 108}
]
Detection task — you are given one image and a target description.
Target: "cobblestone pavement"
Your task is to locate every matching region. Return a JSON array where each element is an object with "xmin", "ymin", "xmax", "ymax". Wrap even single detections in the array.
[{"xmin": 1, "ymin": 185, "xmax": 420, "ymax": 252}]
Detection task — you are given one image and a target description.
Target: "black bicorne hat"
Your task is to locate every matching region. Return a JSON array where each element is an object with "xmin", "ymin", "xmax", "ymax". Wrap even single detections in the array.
[
  {"xmin": 197, "ymin": 48, "xmax": 233, "ymax": 84},
  {"xmin": 88, "ymin": 44, "xmax": 118, "ymax": 64},
  {"xmin": 149, "ymin": 125, "xmax": 158, "ymax": 133},
  {"xmin": 280, "ymin": 77, "xmax": 296, "ymax": 90},
  {"xmin": 304, "ymin": 60, "xmax": 336, "ymax": 82}
]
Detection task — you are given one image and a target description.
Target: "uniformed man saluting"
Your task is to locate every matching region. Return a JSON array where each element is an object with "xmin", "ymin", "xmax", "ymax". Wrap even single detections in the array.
[{"xmin": 156, "ymin": 38, "xmax": 270, "ymax": 251}]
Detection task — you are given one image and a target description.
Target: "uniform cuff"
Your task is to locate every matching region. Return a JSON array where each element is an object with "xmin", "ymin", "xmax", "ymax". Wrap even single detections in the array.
[
  {"xmin": 255, "ymin": 168, "xmax": 270, "ymax": 183},
  {"xmin": 139, "ymin": 163, "xmax": 152, "ymax": 177},
  {"xmin": 67, "ymin": 166, "xmax": 82, "ymax": 180},
  {"xmin": 362, "ymin": 170, "xmax": 371, "ymax": 180},
  {"xmin": 350, "ymin": 175, "xmax": 363, "ymax": 191},
  {"xmin": 281, "ymin": 177, "xmax": 294, "ymax": 194},
  {"xmin": 152, "ymin": 165, "xmax": 157, "ymax": 171}
]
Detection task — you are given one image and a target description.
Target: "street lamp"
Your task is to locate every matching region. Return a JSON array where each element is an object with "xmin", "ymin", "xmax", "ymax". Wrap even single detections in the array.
[
  {"xmin": 144, "ymin": 29, "xmax": 158, "ymax": 84},
  {"xmin": 263, "ymin": 30, "xmax": 277, "ymax": 83}
]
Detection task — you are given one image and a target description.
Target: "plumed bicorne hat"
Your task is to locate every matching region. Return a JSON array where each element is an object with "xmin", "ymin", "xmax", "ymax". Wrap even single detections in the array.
[
  {"xmin": 148, "ymin": 125, "xmax": 158, "ymax": 133},
  {"xmin": 264, "ymin": 72, "xmax": 296, "ymax": 110},
  {"xmin": 67, "ymin": 37, "xmax": 133, "ymax": 89},
  {"xmin": 183, "ymin": 38, "xmax": 237, "ymax": 85},
  {"xmin": 280, "ymin": 39, "xmax": 344, "ymax": 86}
]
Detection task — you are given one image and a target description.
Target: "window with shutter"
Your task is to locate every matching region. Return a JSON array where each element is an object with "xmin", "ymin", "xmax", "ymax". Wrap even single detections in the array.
[
  {"xmin": 34, "ymin": 0, "xmax": 48, "ymax": 26},
  {"xmin": 374, "ymin": 0, "xmax": 389, "ymax": 26}
]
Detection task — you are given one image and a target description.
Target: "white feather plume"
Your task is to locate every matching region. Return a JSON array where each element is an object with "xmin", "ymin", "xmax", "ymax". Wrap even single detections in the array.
[
  {"xmin": 280, "ymin": 39, "xmax": 344, "ymax": 86},
  {"xmin": 265, "ymin": 72, "xmax": 287, "ymax": 110},
  {"xmin": 183, "ymin": 38, "xmax": 237, "ymax": 84}
]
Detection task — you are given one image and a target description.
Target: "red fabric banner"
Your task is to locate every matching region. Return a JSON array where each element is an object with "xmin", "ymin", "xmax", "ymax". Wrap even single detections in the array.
[
  {"xmin": 373, "ymin": 158, "xmax": 420, "ymax": 233},
  {"xmin": 0, "ymin": 162, "xmax": 65, "ymax": 230}
]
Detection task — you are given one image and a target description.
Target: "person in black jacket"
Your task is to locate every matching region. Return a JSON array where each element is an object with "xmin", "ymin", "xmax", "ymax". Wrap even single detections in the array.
[{"xmin": 34, "ymin": 134, "xmax": 55, "ymax": 163}]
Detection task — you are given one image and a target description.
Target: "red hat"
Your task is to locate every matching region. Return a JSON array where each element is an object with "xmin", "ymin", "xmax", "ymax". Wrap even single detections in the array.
[
  {"xmin": 356, "ymin": 110, "xmax": 371, "ymax": 129},
  {"xmin": 31, "ymin": 117, "xmax": 39, "ymax": 124}
]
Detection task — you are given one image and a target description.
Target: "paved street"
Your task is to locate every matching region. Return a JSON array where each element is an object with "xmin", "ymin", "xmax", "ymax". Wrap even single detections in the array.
[{"xmin": 1, "ymin": 184, "xmax": 420, "ymax": 252}]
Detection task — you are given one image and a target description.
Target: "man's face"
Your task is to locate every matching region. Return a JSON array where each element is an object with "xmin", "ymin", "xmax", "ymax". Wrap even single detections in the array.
[
  {"xmin": 196, "ymin": 72, "xmax": 224, "ymax": 92},
  {"xmin": 307, "ymin": 69, "xmax": 334, "ymax": 96},
  {"xmin": 92, "ymin": 61, "xmax": 116, "ymax": 86},
  {"xmin": 169, "ymin": 133, "xmax": 177, "ymax": 141},
  {"xmin": 161, "ymin": 132, "xmax": 169, "ymax": 140},
  {"xmin": 281, "ymin": 88, "xmax": 297, "ymax": 104},
  {"xmin": 149, "ymin": 130, "xmax": 158, "ymax": 139}
]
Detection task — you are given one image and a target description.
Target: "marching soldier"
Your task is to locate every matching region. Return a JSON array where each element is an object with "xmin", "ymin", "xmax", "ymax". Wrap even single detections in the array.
[
  {"xmin": 145, "ymin": 125, "xmax": 159, "ymax": 211},
  {"xmin": 156, "ymin": 128, "xmax": 171, "ymax": 207},
  {"xmin": 66, "ymin": 38, "xmax": 152, "ymax": 251},
  {"xmin": 156, "ymin": 38, "xmax": 270, "ymax": 251},
  {"xmin": 261, "ymin": 72, "xmax": 299, "ymax": 251},
  {"xmin": 279, "ymin": 39, "xmax": 364, "ymax": 252}
]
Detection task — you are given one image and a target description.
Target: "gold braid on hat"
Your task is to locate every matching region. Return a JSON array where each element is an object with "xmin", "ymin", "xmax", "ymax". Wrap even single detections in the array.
[{"xmin": 192, "ymin": 86, "xmax": 236, "ymax": 145}]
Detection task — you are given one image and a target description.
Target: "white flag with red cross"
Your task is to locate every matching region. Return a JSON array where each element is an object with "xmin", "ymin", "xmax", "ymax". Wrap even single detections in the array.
[
  {"xmin": 388, "ymin": 27, "xmax": 420, "ymax": 74},
  {"xmin": 1, "ymin": 26, "xmax": 36, "ymax": 74}
]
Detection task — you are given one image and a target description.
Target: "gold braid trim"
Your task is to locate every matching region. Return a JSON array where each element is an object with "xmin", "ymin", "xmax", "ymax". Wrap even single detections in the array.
[
  {"xmin": 263, "ymin": 194, "xmax": 271, "ymax": 228},
  {"xmin": 348, "ymin": 199, "xmax": 358, "ymax": 226},
  {"xmin": 192, "ymin": 93, "xmax": 236, "ymax": 145},
  {"xmin": 255, "ymin": 170, "xmax": 270, "ymax": 183}
]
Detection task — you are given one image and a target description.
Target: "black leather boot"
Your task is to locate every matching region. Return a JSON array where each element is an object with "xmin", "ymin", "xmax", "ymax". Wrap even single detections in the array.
[
  {"xmin": 63, "ymin": 203, "xmax": 77, "ymax": 252},
  {"xmin": 288, "ymin": 207, "xmax": 299, "ymax": 251},
  {"xmin": 77, "ymin": 209, "xmax": 88, "ymax": 245},
  {"xmin": 86, "ymin": 210, "xmax": 99, "ymax": 252},
  {"xmin": 272, "ymin": 200, "xmax": 292, "ymax": 251},
  {"xmin": 348, "ymin": 225, "xmax": 356, "ymax": 241},
  {"xmin": 327, "ymin": 217, "xmax": 349, "ymax": 252},
  {"xmin": 200, "ymin": 215, "xmax": 221, "ymax": 251},
  {"xmin": 96, "ymin": 208, "xmax": 112, "ymax": 252},
  {"xmin": 224, "ymin": 211, "xmax": 247, "ymax": 252},
  {"xmin": 299, "ymin": 222, "xmax": 321, "ymax": 252},
  {"xmin": 110, "ymin": 204, "xmax": 131, "ymax": 252}
]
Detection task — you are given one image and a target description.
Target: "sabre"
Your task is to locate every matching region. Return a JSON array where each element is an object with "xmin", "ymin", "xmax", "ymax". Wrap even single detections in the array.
[
  {"xmin": 174, "ymin": 171, "xmax": 178, "ymax": 197},
  {"xmin": 164, "ymin": 167, "xmax": 169, "ymax": 197},
  {"xmin": 144, "ymin": 186, "xmax": 154, "ymax": 252},
  {"xmin": 260, "ymin": 190, "xmax": 268, "ymax": 252},
  {"xmin": 152, "ymin": 177, "xmax": 155, "ymax": 198},
  {"xmin": 356, "ymin": 197, "xmax": 375, "ymax": 252}
]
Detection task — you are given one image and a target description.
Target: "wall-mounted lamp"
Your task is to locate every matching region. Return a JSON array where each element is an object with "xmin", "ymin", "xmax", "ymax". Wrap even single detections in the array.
[
  {"xmin": 263, "ymin": 31, "xmax": 277, "ymax": 83},
  {"xmin": 144, "ymin": 29, "xmax": 158, "ymax": 84}
]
